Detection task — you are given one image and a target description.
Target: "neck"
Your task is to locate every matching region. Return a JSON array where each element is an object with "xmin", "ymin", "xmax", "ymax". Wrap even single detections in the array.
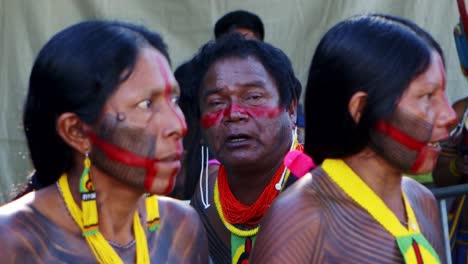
[
  {"xmin": 223, "ymin": 159, "xmax": 283, "ymax": 205},
  {"xmin": 67, "ymin": 164, "xmax": 144, "ymax": 245},
  {"xmin": 342, "ymin": 148, "xmax": 405, "ymax": 220}
]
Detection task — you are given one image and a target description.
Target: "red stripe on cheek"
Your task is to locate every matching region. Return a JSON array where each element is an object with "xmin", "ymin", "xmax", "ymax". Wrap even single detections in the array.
[
  {"xmin": 144, "ymin": 164, "xmax": 158, "ymax": 191},
  {"xmin": 162, "ymin": 168, "xmax": 178, "ymax": 194},
  {"xmin": 437, "ymin": 56, "xmax": 446, "ymax": 91},
  {"xmin": 245, "ymin": 106, "xmax": 282, "ymax": 118},
  {"xmin": 409, "ymin": 148, "xmax": 427, "ymax": 173},
  {"xmin": 201, "ymin": 110, "xmax": 224, "ymax": 128},
  {"xmin": 375, "ymin": 121, "xmax": 426, "ymax": 151},
  {"xmin": 87, "ymin": 132, "xmax": 158, "ymax": 191},
  {"xmin": 201, "ymin": 105, "xmax": 282, "ymax": 128},
  {"xmin": 155, "ymin": 56, "xmax": 187, "ymax": 136}
]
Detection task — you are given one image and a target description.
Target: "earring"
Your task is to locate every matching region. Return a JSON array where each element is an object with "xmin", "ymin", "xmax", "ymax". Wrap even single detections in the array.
[
  {"xmin": 80, "ymin": 152, "xmax": 99, "ymax": 236},
  {"xmin": 199, "ymin": 145, "xmax": 211, "ymax": 209},
  {"xmin": 275, "ymin": 126, "xmax": 299, "ymax": 191}
]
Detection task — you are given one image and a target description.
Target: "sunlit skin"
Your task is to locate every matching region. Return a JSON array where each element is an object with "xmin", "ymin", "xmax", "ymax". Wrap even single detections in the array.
[
  {"xmin": 249, "ymin": 51, "xmax": 456, "ymax": 263},
  {"xmin": 0, "ymin": 47, "xmax": 207, "ymax": 263}
]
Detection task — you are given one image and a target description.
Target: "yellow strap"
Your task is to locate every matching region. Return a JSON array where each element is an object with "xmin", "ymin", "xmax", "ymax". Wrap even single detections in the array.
[{"xmin": 322, "ymin": 159, "xmax": 420, "ymax": 237}]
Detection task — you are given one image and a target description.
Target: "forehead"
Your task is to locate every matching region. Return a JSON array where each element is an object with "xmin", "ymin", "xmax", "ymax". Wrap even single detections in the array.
[
  {"xmin": 405, "ymin": 52, "xmax": 444, "ymax": 93},
  {"xmin": 114, "ymin": 47, "xmax": 177, "ymax": 96},
  {"xmin": 202, "ymin": 56, "xmax": 277, "ymax": 90}
]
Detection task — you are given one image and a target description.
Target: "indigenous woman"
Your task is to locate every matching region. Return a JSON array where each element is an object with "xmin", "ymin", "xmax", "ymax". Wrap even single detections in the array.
[
  {"xmin": 0, "ymin": 20, "xmax": 208, "ymax": 263},
  {"xmin": 251, "ymin": 14, "xmax": 456, "ymax": 263}
]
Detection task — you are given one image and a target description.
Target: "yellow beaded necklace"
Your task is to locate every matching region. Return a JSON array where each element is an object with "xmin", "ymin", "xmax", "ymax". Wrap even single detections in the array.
[{"xmin": 57, "ymin": 174, "xmax": 159, "ymax": 263}]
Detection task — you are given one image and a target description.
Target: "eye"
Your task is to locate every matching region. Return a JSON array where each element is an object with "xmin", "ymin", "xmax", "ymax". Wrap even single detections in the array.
[
  {"xmin": 137, "ymin": 99, "xmax": 152, "ymax": 109},
  {"xmin": 245, "ymin": 92, "xmax": 264, "ymax": 105},
  {"xmin": 208, "ymin": 99, "xmax": 225, "ymax": 107},
  {"xmin": 171, "ymin": 96, "xmax": 180, "ymax": 105},
  {"xmin": 205, "ymin": 95, "xmax": 226, "ymax": 108},
  {"xmin": 248, "ymin": 94, "xmax": 262, "ymax": 100}
]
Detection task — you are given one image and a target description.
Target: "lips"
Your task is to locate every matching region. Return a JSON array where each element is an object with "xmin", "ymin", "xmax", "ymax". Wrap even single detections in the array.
[
  {"xmin": 426, "ymin": 134, "xmax": 449, "ymax": 151},
  {"xmin": 158, "ymin": 153, "xmax": 182, "ymax": 162},
  {"xmin": 226, "ymin": 133, "xmax": 252, "ymax": 142},
  {"xmin": 225, "ymin": 133, "xmax": 253, "ymax": 147}
]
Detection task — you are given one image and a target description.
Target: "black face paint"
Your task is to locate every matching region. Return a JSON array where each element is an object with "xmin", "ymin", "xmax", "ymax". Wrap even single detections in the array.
[
  {"xmin": 89, "ymin": 113, "xmax": 158, "ymax": 190},
  {"xmin": 369, "ymin": 107, "xmax": 433, "ymax": 173}
]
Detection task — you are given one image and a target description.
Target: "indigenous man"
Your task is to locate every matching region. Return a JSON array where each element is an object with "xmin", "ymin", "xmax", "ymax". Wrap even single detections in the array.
[{"xmin": 188, "ymin": 34, "xmax": 302, "ymax": 263}]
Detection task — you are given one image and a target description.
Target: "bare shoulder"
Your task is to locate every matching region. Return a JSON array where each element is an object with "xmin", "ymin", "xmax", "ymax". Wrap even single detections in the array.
[
  {"xmin": 402, "ymin": 177, "xmax": 445, "ymax": 260},
  {"xmin": 402, "ymin": 176, "xmax": 436, "ymax": 203},
  {"xmin": 251, "ymin": 173, "xmax": 325, "ymax": 263},
  {"xmin": 157, "ymin": 196, "xmax": 208, "ymax": 263},
  {"xmin": 158, "ymin": 196, "xmax": 200, "ymax": 222},
  {"xmin": 0, "ymin": 193, "xmax": 42, "ymax": 261}
]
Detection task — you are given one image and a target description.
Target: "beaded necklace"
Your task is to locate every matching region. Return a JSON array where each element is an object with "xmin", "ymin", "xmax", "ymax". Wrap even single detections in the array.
[
  {"xmin": 214, "ymin": 179, "xmax": 261, "ymax": 263},
  {"xmin": 213, "ymin": 141, "xmax": 301, "ymax": 263},
  {"xmin": 57, "ymin": 174, "xmax": 160, "ymax": 263},
  {"xmin": 322, "ymin": 159, "xmax": 441, "ymax": 264}
]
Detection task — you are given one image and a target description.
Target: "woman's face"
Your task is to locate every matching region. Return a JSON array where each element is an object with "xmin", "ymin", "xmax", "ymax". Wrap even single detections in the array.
[
  {"xmin": 371, "ymin": 51, "xmax": 457, "ymax": 174},
  {"xmin": 89, "ymin": 47, "xmax": 187, "ymax": 194}
]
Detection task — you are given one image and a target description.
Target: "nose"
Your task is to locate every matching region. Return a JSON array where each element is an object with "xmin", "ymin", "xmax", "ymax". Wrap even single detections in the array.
[
  {"xmin": 224, "ymin": 103, "xmax": 249, "ymax": 123},
  {"xmin": 161, "ymin": 100, "xmax": 187, "ymax": 139},
  {"xmin": 436, "ymin": 97, "xmax": 457, "ymax": 129}
]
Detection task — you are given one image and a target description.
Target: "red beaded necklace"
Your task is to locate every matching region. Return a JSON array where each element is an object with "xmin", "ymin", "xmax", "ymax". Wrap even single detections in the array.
[
  {"xmin": 217, "ymin": 164, "xmax": 284, "ymax": 226},
  {"xmin": 217, "ymin": 144, "xmax": 303, "ymax": 227}
]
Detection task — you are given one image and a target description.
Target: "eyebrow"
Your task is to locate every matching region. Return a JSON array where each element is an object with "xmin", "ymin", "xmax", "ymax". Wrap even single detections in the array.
[
  {"xmin": 202, "ymin": 87, "xmax": 223, "ymax": 98},
  {"xmin": 424, "ymin": 82, "xmax": 441, "ymax": 91},
  {"xmin": 238, "ymin": 80, "xmax": 267, "ymax": 88},
  {"xmin": 202, "ymin": 80, "xmax": 267, "ymax": 98}
]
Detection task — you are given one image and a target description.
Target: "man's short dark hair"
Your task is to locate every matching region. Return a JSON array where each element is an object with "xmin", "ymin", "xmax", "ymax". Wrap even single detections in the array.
[{"xmin": 214, "ymin": 10, "xmax": 265, "ymax": 40}]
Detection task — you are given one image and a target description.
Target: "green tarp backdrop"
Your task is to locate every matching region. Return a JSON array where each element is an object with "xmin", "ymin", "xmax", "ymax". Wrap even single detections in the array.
[{"xmin": 0, "ymin": 0, "xmax": 465, "ymax": 203}]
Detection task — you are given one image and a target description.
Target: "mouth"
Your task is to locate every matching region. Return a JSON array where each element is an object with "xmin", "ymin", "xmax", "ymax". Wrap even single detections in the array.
[
  {"xmin": 158, "ymin": 153, "xmax": 182, "ymax": 162},
  {"xmin": 226, "ymin": 133, "xmax": 252, "ymax": 143}
]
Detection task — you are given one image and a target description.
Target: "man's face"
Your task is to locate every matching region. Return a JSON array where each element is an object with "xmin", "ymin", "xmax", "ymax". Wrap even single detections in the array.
[
  {"xmin": 90, "ymin": 47, "xmax": 186, "ymax": 194},
  {"xmin": 199, "ymin": 56, "xmax": 295, "ymax": 169}
]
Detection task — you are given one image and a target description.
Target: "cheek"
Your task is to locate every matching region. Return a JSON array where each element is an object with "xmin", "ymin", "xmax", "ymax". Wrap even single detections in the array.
[
  {"xmin": 201, "ymin": 110, "xmax": 224, "ymax": 128},
  {"xmin": 203, "ymin": 127, "xmax": 222, "ymax": 149}
]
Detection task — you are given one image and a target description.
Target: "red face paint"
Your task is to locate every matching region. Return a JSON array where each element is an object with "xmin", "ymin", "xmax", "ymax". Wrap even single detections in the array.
[
  {"xmin": 409, "ymin": 147, "xmax": 430, "ymax": 173},
  {"xmin": 436, "ymin": 54, "xmax": 446, "ymax": 91},
  {"xmin": 88, "ymin": 132, "xmax": 158, "ymax": 191},
  {"xmin": 155, "ymin": 56, "xmax": 187, "ymax": 136},
  {"xmin": 161, "ymin": 143, "xmax": 183, "ymax": 194},
  {"xmin": 374, "ymin": 120, "xmax": 426, "ymax": 151},
  {"xmin": 201, "ymin": 103, "xmax": 282, "ymax": 128},
  {"xmin": 163, "ymin": 168, "xmax": 179, "ymax": 194}
]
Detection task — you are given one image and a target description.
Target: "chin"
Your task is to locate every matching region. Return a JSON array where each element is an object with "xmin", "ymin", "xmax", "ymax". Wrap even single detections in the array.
[
  {"xmin": 146, "ymin": 171, "xmax": 178, "ymax": 195},
  {"xmin": 409, "ymin": 147, "xmax": 440, "ymax": 175}
]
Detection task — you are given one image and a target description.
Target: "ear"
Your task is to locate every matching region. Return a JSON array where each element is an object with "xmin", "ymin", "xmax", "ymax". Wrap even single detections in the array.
[
  {"xmin": 287, "ymin": 99, "xmax": 298, "ymax": 128},
  {"xmin": 348, "ymin": 91, "xmax": 368, "ymax": 123},
  {"xmin": 56, "ymin": 112, "xmax": 91, "ymax": 155}
]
